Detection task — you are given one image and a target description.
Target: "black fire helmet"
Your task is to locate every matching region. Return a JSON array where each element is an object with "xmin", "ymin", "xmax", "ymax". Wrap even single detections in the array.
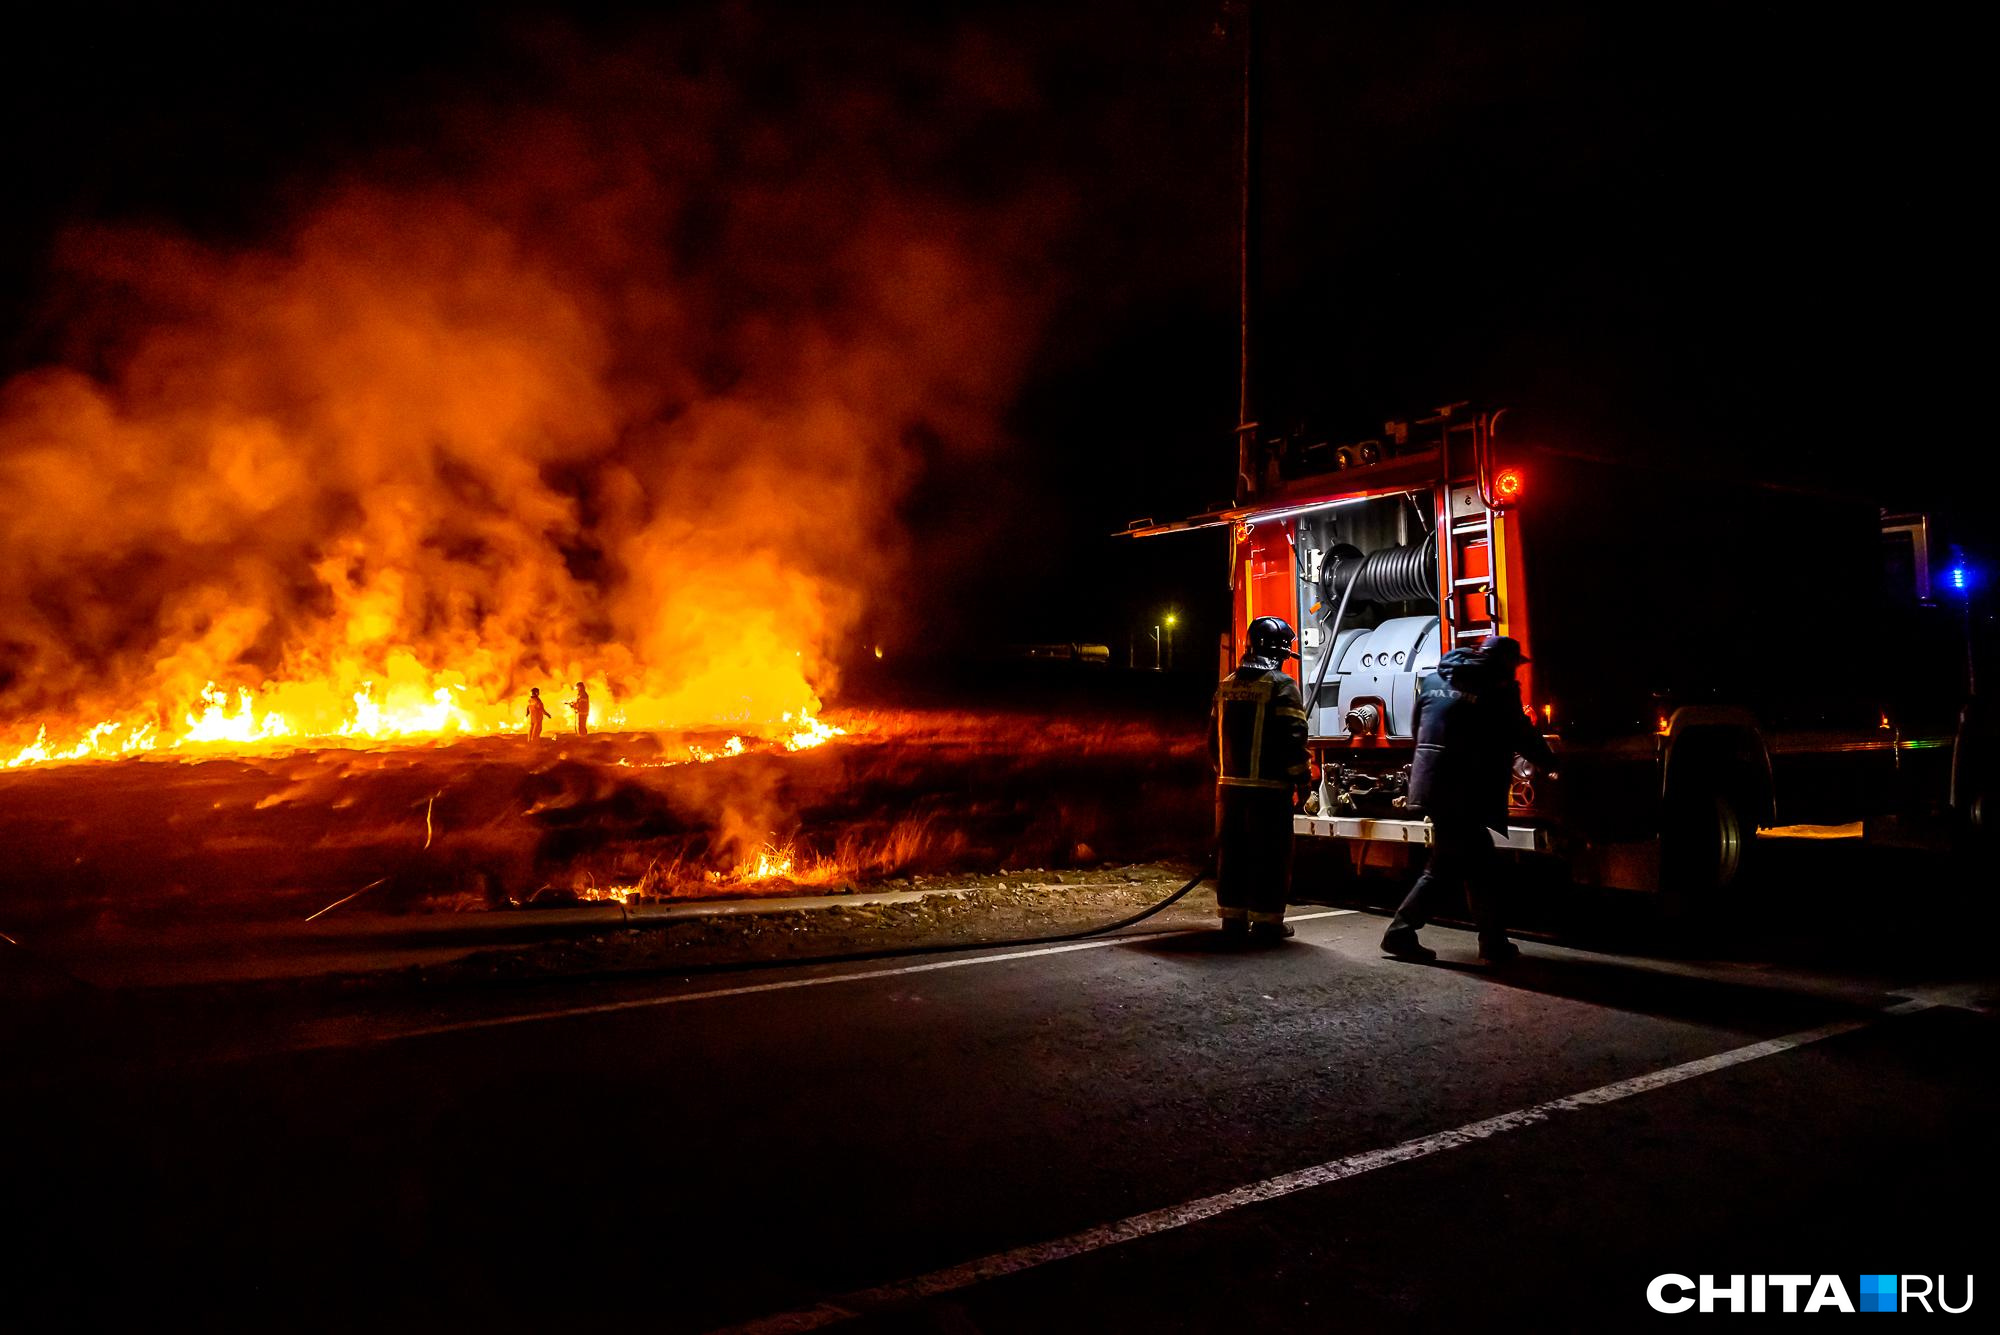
[{"xmin": 1246, "ymin": 616, "xmax": 1299, "ymax": 660}]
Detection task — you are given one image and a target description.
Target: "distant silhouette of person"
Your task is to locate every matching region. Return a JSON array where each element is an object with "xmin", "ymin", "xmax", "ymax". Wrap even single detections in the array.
[
  {"xmin": 568, "ymin": 682, "xmax": 590, "ymax": 736},
  {"xmin": 525, "ymin": 687, "xmax": 550, "ymax": 741}
]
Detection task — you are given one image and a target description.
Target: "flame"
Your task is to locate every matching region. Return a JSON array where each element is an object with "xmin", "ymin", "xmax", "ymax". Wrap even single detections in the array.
[
  {"xmin": 580, "ymin": 838, "xmax": 842, "ymax": 901},
  {"xmin": 182, "ymin": 684, "xmax": 292, "ymax": 745},
  {"xmin": 575, "ymin": 883, "xmax": 641, "ymax": 905},
  {"xmin": 685, "ymin": 736, "xmax": 749, "ymax": 765},
  {"xmin": 2, "ymin": 697, "xmax": 849, "ymax": 768},
  {"xmin": 783, "ymin": 712, "xmax": 846, "ymax": 752},
  {"xmin": 9, "ymin": 718, "xmax": 158, "ymax": 767},
  {"xmin": 607, "ymin": 724, "xmax": 853, "ymax": 773},
  {"xmin": 731, "ymin": 840, "xmax": 844, "ymax": 888},
  {"xmin": 744, "ymin": 843, "xmax": 796, "ymax": 881},
  {"xmin": 5, "ymin": 727, "xmax": 51, "ymax": 769}
]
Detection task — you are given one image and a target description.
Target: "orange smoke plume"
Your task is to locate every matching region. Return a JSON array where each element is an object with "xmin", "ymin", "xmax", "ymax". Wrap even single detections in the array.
[{"xmin": 0, "ymin": 42, "xmax": 1055, "ymax": 764}]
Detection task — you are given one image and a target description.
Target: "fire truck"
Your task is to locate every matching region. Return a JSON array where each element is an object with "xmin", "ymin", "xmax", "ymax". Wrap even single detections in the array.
[{"xmin": 1129, "ymin": 403, "xmax": 1980, "ymax": 901}]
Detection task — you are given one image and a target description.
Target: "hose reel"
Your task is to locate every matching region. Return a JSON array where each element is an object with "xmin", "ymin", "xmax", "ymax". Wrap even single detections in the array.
[
  {"xmin": 1306, "ymin": 533, "xmax": 1439, "ymax": 712},
  {"xmin": 1318, "ymin": 532, "xmax": 1438, "ymax": 607}
]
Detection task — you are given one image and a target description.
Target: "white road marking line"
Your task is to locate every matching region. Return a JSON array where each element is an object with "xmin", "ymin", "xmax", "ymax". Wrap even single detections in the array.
[
  {"xmin": 371, "ymin": 909, "xmax": 1360, "ymax": 1044},
  {"xmin": 1894, "ymin": 983, "xmax": 1995, "ymax": 1015},
  {"xmin": 718, "ymin": 998, "xmax": 1937, "ymax": 1334}
]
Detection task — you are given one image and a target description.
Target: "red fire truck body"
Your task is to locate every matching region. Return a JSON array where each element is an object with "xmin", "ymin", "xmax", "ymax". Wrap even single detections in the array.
[{"xmin": 1132, "ymin": 405, "xmax": 1961, "ymax": 896}]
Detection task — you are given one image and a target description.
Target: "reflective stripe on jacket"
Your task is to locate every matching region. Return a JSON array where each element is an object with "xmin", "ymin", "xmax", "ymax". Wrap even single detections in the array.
[{"xmin": 1210, "ymin": 658, "xmax": 1310, "ymax": 790}]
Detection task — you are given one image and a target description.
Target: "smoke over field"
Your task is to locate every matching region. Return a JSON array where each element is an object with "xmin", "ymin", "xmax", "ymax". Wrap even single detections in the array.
[{"xmin": 1, "ymin": 18, "xmax": 1062, "ymax": 765}]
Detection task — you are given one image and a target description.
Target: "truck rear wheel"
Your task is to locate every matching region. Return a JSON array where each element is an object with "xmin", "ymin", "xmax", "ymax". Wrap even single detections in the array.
[
  {"xmin": 1662, "ymin": 788, "xmax": 1747, "ymax": 901},
  {"xmin": 1952, "ymin": 701, "xmax": 1994, "ymax": 855}
]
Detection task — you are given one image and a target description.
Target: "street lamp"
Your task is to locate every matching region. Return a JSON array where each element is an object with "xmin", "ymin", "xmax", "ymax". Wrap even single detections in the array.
[{"xmin": 1163, "ymin": 612, "xmax": 1178, "ymax": 671}]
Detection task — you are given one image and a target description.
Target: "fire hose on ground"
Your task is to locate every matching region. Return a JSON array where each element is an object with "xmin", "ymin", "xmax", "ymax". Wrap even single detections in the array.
[
  {"xmin": 380, "ymin": 858, "xmax": 1226, "ymax": 992},
  {"xmin": 762, "ymin": 858, "xmax": 1220, "ymax": 967}
]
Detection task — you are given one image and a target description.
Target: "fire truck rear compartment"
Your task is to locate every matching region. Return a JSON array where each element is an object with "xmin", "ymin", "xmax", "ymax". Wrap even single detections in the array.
[{"xmin": 1295, "ymin": 494, "xmax": 1443, "ymax": 741}]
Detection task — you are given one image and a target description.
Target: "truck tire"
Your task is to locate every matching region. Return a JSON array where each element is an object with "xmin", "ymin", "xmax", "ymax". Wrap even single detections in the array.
[
  {"xmin": 1952, "ymin": 700, "xmax": 1994, "ymax": 854},
  {"xmin": 1662, "ymin": 787, "xmax": 1747, "ymax": 901}
]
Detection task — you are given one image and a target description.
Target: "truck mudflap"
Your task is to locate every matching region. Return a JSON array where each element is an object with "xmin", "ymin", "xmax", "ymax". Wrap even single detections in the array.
[{"xmin": 1293, "ymin": 814, "xmax": 1550, "ymax": 853}]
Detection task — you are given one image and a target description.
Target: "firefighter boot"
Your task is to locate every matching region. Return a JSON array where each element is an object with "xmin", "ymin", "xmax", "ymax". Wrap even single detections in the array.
[
  {"xmin": 1381, "ymin": 928, "xmax": 1437, "ymax": 962},
  {"xmin": 1477, "ymin": 936, "xmax": 1520, "ymax": 965},
  {"xmin": 1249, "ymin": 921, "xmax": 1295, "ymax": 945}
]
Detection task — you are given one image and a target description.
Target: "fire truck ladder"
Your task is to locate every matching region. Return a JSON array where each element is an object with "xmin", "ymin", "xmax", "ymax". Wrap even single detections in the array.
[{"xmin": 1435, "ymin": 413, "xmax": 1499, "ymax": 647}]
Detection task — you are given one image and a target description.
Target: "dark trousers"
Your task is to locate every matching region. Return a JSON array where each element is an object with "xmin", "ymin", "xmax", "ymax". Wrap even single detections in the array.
[
  {"xmin": 1216, "ymin": 787, "xmax": 1294, "ymax": 924},
  {"xmin": 1389, "ymin": 815, "xmax": 1508, "ymax": 943}
]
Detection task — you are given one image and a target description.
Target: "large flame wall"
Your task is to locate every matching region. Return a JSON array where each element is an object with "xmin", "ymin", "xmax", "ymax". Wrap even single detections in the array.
[{"xmin": 0, "ymin": 38, "xmax": 1053, "ymax": 764}]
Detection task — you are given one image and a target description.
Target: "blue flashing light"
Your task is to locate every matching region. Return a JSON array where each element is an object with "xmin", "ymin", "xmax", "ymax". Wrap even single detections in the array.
[{"xmin": 1942, "ymin": 545, "xmax": 1978, "ymax": 597}]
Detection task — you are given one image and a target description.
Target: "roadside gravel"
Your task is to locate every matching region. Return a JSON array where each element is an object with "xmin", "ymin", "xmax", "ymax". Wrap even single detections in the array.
[{"xmin": 415, "ymin": 863, "xmax": 1215, "ymax": 986}]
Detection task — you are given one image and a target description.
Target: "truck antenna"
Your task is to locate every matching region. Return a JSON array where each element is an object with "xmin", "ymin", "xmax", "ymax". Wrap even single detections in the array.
[{"xmin": 1234, "ymin": 0, "xmax": 1262, "ymax": 505}]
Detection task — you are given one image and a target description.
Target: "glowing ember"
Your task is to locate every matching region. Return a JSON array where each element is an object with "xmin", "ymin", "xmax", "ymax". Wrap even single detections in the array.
[
  {"xmin": 609, "ymin": 725, "xmax": 856, "ymax": 771},
  {"xmin": 575, "ymin": 883, "xmax": 642, "ymax": 905}
]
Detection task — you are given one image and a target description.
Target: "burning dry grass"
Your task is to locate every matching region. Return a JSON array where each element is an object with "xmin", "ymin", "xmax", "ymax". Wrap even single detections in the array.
[
  {"xmin": 0, "ymin": 708, "xmax": 1207, "ymax": 936},
  {"xmin": 0, "ymin": 25, "xmax": 1058, "ymax": 779}
]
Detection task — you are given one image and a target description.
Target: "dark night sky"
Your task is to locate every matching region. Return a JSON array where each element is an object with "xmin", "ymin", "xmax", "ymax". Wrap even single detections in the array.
[{"xmin": 2, "ymin": 1, "xmax": 1987, "ymax": 660}]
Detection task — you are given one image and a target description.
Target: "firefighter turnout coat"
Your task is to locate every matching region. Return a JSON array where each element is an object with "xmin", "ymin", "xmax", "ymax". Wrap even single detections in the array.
[
  {"xmin": 1210, "ymin": 656, "xmax": 1311, "ymax": 794},
  {"xmin": 1209, "ymin": 654, "xmax": 1310, "ymax": 923}
]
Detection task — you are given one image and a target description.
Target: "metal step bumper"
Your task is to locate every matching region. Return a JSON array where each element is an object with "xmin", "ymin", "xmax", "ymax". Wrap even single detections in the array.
[{"xmin": 1293, "ymin": 814, "xmax": 1549, "ymax": 853}]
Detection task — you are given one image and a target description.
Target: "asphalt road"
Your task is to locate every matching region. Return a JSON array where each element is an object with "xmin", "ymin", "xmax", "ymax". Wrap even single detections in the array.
[{"xmin": 9, "ymin": 847, "xmax": 1996, "ymax": 1331}]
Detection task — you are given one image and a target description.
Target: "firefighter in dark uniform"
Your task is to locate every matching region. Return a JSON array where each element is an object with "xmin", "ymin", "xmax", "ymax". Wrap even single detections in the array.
[
  {"xmin": 1210, "ymin": 616, "xmax": 1312, "ymax": 944},
  {"xmin": 1381, "ymin": 634, "xmax": 1556, "ymax": 964}
]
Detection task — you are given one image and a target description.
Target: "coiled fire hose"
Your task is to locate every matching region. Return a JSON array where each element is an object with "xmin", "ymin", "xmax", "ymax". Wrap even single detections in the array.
[{"xmin": 1305, "ymin": 534, "xmax": 1439, "ymax": 713}]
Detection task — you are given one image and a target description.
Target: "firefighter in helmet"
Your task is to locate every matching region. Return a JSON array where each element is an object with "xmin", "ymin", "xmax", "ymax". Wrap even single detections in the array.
[{"xmin": 1210, "ymin": 615, "xmax": 1312, "ymax": 943}]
